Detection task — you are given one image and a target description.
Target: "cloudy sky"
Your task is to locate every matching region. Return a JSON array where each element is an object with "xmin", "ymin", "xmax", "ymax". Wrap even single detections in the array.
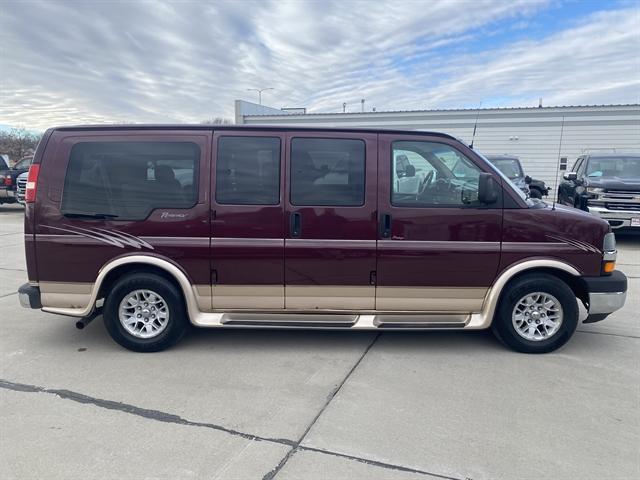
[{"xmin": 1, "ymin": 0, "xmax": 639, "ymax": 130}]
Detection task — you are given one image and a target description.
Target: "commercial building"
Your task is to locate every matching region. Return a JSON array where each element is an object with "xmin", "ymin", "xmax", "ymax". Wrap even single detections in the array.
[{"xmin": 235, "ymin": 101, "xmax": 640, "ymax": 190}]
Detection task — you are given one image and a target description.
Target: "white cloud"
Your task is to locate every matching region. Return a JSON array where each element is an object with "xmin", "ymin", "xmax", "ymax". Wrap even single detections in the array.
[{"xmin": 0, "ymin": 0, "xmax": 637, "ymax": 130}]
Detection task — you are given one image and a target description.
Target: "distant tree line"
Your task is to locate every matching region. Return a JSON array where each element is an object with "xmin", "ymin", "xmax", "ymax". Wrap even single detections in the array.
[{"xmin": 0, "ymin": 128, "xmax": 42, "ymax": 163}]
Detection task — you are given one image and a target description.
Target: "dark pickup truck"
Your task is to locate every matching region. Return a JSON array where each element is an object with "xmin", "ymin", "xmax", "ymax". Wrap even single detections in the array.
[
  {"xmin": 0, "ymin": 156, "xmax": 32, "ymax": 204},
  {"xmin": 558, "ymin": 153, "xmax": 640, "ymax": 230}
]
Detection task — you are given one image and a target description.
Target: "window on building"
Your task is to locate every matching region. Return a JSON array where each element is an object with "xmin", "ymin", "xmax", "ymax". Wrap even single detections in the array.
[
  {"xmin": 215, "ymin": 136, "xmax": 281, "ymax": 205},
  {"xmin": 61, "ymin": 142, "xmax": 199, "ymax": 220},
  {"xmin": 290, "ymin": 138, "xmax": 365, "ymax": 206}
]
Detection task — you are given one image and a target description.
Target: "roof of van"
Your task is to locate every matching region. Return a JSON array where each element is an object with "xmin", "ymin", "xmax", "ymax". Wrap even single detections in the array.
[{"xmin": 52, "ymin": 124, "xmax": 459, "ymax": 140}]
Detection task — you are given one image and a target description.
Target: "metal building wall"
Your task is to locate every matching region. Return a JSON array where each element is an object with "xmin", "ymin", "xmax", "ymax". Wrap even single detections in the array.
[{"xmin": 239, "ymin": 104, "xmax": 640, "ymax": 192}]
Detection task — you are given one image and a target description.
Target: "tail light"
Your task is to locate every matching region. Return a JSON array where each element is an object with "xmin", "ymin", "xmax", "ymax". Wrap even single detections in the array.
[
  {"xmin": 3, "ymin": 175, "xmax": 12, "ymax": 186},
  {"xmin": 25, "ymin": 164, "xmax": 40, "ymax": 203}
]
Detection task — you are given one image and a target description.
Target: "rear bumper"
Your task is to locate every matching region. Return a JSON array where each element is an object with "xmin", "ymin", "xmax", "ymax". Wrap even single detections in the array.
[
  {"xmin": 18, "ymin": 283, "xmax": 42, "ymax": 309},
  {"xmin": 582, "ymin": 270, "xmax": 627, "ymax": 322},
  {"xmin": 588, "ymin": 204, "xmax": 640, "ymax": 229}
]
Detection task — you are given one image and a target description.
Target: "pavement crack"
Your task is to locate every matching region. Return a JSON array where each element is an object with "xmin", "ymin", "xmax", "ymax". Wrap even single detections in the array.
[
  {"xmin": 262, "ymin": 333, "xmax": 381, "ymax": 480},
  {"xmin": 298, "ymin": 445, "xmax": 463, "ymax": 480},
  {"xmin": 576, "ymin": 330, "xmax": 640, "ymax": 339},
  {"xmin": 0, "ymin": 379, "xmax": 295, "ymax": 447},
  {"xmin": 0, "ymin": 292, "xmax": 18, "ymax": 298}
]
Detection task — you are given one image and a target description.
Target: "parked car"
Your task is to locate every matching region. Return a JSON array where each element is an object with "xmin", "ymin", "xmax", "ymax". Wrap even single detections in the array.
[
  {"xmin": 558, "ymin": 153, "xmax": 640, "ymax": 230},
  {"xmin": 0, "ymin": 154, "xmax": 33, "ymax": 204},
  {"xmin": 485, "ymin": 154, "xmax": 549, "ymax": 198},
  {"xmin": 15, "ymin": 171, "xmax": 28, "ymax": 204},
  {"xmin": 19, "ymin": 125, "xmax": 626, "ymax": 354}
]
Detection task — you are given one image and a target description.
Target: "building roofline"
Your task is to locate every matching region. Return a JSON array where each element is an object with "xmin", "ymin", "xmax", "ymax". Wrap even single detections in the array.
[{"xmin": 243, "ymin": 103, "xmax": 640, "ymax": 118}]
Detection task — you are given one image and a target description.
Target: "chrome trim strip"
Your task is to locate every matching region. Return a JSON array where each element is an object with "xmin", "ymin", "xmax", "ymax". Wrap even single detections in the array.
[
  {"xmin": 378, "ymin": 240, "xmax": 500, "ymax": 251},
  {"xmin": 211, "ymin": 237, "xmax": 283, "ymax": 247},
  {"xmin": 285, "ymin": 239, "xmax": 375, "ymax": 249}
]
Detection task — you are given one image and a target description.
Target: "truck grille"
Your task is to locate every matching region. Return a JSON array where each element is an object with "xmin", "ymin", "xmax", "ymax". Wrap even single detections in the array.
[
  {"xmin": 605, "ymin": 202, "xmax": 640, "ymax": 211},
  {"xmin": 16, "ymin": 177, "xmax": 27, "ymax": 196},
  {"xmin": 597, "ymin": 190, "xmax": 640, "ymax": 211}
]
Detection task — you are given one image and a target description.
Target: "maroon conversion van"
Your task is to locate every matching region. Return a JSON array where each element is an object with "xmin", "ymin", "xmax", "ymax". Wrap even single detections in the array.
[{"xmin": 18, "ymin": 125, "xmax": 627, "ymax": 353}]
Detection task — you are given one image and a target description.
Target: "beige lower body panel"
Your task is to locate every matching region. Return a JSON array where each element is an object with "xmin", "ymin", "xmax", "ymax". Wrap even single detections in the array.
[
  {"xmin": 376, "ymin": 286, "xmax": 487, "ymax": 312},
  {"xmin": 285, "ymin": 285, "xmax": 374, "ymax": 310},
  {"xmin": 40, "ymin": 282, "xmax": 93, "ymax": 309},
  {"xmin": 212, "ymin": 285, "xmax": 284, "ymax": 309}
]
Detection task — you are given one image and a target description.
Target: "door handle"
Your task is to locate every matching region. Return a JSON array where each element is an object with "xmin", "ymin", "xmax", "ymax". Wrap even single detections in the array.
[
  {"xmin": 290, "ymin": 212, "xmax": 301, "ymax": 238},
  {"xmin": 380, "ymin": 213, "xmax": 392, "ymax": 238}
]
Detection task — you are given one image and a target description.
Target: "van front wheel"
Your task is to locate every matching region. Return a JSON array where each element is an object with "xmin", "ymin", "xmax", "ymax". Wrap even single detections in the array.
[
  {"xmin": 492, "ymin": 273, "xmax": 578, "ymax": 353},
  {"xmin": 103, "ymin": 273, "xmax": 188, "ymax": 352}
]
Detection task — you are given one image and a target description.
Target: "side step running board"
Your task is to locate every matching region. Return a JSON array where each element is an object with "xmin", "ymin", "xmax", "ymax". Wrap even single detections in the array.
[{"xmin": 211, "ymin": 313, "xmax": 469, "ymax": 329}]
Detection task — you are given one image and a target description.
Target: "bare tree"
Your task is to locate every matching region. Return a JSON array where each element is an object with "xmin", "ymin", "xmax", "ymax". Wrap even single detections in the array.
[
  {"xmin": 200, "ymin": 117, "xmax": 233, "ymax": 125},
  {"xmin": 0, "ymin": 128, "xmax": 42, "ymax": 163}
]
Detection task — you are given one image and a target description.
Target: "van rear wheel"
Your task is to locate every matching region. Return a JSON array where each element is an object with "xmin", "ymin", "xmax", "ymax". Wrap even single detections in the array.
[
  {"xmin": 492, "ymin": 273, "xmax": 578, "ymax": 353},
  {"xmin": 103, "ymin": 273, "xmax": 188, "ymax": 352}
]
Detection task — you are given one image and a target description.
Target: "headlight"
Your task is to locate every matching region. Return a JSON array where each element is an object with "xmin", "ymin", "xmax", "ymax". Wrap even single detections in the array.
[
  {"xmin": 603, "ymin": 232, "xmax": 616, "ymax": 253},
  {"xmin": 586, "ymin": 187, "xmax": 604, "ymax": 194}
]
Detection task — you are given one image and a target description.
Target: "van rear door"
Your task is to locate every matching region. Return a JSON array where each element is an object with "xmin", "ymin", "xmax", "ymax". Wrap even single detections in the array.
[{"xmin": 284, "ymin": 132, "xmax": 377, "ymax": 310}]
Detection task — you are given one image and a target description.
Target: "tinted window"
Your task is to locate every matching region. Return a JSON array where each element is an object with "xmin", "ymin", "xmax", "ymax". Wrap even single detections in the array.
[
  {"xmin": 62, "ymin": 142, "xmax": 199, "ymax": 220},
  {"xmin": 0, "ymin": 156, "xmax": 8, "ymax": 170},
  {"xmin": 391, "ymin": 141, "xmax": 482, "ymax": 207},
  {"xmin": 585, "ymin": 156, "xmax": 640, "ymax": 178},
  {"xmin": 216, "ymin": 136, "xmax": 280, "ymax": 205},
  {"xmin": 290, "ymin": 138, "xmax": 365, "ymax": 206}
]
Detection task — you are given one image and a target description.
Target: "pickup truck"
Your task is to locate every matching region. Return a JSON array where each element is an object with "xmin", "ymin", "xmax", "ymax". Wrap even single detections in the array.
[
  {"xmin": 558, "ymin": 153, "xmax": 640, "ymax": 230},
  {"xmin": 0, "ymin": 155, "xmax": 32, "ymax": 204}
]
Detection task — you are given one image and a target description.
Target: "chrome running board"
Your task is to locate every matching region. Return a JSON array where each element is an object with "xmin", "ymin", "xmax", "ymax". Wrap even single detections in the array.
[{"xmin": 194, "ymin": 312, "xmax": 470, "ymax": 330}]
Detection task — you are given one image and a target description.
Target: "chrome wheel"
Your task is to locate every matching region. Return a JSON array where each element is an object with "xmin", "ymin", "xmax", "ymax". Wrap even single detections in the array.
[
  {"xmin": 118, "ymin": 289, "xmax": 169, "ymax": 339},
  {"xmin": 512, "ymin": 292, "xmax": 563, "ymax": 341}
]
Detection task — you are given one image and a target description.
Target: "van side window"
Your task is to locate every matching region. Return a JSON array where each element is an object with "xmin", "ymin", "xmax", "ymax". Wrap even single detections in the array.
[
  {"xmin": 216, "ymin": 136, "xmax": 281, "ymax": 205},
  {"xmin": 290, "ymin": 138, "xmax": 365, "ymax": 206},
  {"xmin": 391, "ymin": 141, "xmax": 482, "ymax": 207},
  {"xmin": 61, "ymin": 142, "xmax": 199, "ymax": 220}
]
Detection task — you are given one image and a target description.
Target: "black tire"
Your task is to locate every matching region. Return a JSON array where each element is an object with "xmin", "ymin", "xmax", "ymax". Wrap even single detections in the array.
[
  {"xmin": 529, "ymin": 188, "xmax": 542, "ymax": 199},
  {"xmin": 492, "ymin": 273, "xmax": 578, "ymax": 353},
  {"xmin": 103, "ymin": 273, "xmax": 188, "ymax": 352}
]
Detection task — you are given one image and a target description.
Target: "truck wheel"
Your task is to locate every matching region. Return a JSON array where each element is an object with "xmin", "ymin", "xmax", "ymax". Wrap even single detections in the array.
[
  {"xmin": 103, "ymin": 273, "xmax": 188, "ymax": 352},
  {"xmin": 529, "ymin": 188, "xmax": 542, "ymax": 199},
  {"xmin": 492, "ymin": 273, "xmax": 578, "ymax": 353}
]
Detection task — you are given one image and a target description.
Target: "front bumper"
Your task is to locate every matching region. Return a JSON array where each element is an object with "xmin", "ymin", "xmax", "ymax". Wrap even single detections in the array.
[
  {"xmin": 588, "ymin": 204, "xmax": 640, "ymax": 229},
  {"xmin": 582, "ymin": 270, "xmax": 627, "ymax": 323},
  {"xmin": 18, "ymin": 283, "xmax": 42, "ymax": 309}
]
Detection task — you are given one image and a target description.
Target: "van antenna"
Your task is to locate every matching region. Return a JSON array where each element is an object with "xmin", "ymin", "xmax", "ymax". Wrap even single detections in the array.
[
  {"xmin": 551, "ymin": 116, "xmax": 565, "ymax": 211},
  {"xmin": 469, "ymin": 101, "xmax": 482, "ymax": 149}
]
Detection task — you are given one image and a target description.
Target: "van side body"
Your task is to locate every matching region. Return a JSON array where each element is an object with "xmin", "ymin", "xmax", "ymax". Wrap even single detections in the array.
[{"xmin": 19, "ymin": 126, "xmax": 627, "ymax": 353}]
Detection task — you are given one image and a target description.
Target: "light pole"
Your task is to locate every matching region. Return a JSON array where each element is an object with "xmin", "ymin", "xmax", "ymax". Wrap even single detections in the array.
[{"xmin": 247, "ymin": 87, "xmax": 274, "ymax": 105}]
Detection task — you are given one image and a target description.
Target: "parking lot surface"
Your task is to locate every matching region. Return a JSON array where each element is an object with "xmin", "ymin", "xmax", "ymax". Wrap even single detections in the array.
[{"xmin": 1, "ymin": 203, "xmax": 638, "ymax": 480}]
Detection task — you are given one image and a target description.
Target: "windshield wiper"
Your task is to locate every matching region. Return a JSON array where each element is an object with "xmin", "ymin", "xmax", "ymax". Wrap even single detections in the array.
[{"xmin": 63, "ymin": 212, "xmax": 119, "ymax": 219}]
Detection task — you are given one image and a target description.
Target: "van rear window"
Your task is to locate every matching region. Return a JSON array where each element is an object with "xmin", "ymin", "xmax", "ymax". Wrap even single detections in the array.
[{"xmin": 61, "ymin": 142, "xmax": 199, "ymax": 220}]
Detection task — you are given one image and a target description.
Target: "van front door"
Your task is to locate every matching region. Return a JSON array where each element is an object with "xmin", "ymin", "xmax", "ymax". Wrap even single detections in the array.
[
  {"xmin": 211, "ymin": 131, "xmax": 285, "ymax": 309},
  {"xmin": 376, "ymin": 134, "xmax": 502, "ymax": 312},
  {"xmin": 284, "ymin": 133, "xmax": 377, "ymax": 310}
]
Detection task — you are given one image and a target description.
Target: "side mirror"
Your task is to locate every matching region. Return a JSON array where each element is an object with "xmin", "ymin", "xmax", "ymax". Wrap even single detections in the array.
[
  {"xmin": 525, "ymin": 175, "xmax": 532, "ymax": 184},
  {"xmin": 405, "ymin": 164, "xmax": 416, "ymax": 177},
  {"xmin": 563, "ymin": 172, "xmax": 578, "ymax": 181},
  {"xmin": 478, "ymin": 172, "xmax": 499, "ymax": 204}
]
